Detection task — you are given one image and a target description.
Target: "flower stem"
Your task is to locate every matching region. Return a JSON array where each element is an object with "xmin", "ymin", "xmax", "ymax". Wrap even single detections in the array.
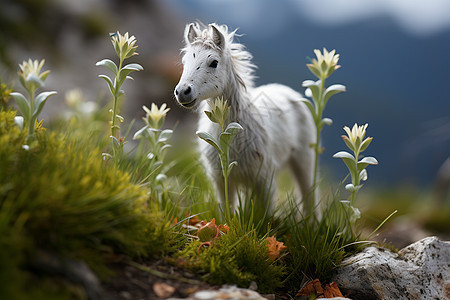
[
  {"xmin": 223, "ymin": 167, "xmax": 230, "ymax": 221},
  {"xmin": 350, "ymin": 150, "xmax": 360, "ymax": 206},
  {"xmin": 111, "ymin": 58, "xmax": 123, "ymax": 140},
  {"xmin": 27, "ymin": 92, "xmax": 35, "ymax": 142},
  {"xmin": 312, "ymin": 77, "xmax": 326, "ymax": 208}
]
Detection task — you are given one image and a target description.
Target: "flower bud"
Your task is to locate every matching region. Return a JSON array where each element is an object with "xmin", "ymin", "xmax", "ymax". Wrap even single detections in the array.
[{"xmin": 197, "ymin": 218, "xmax": 219, "ymax": 242}]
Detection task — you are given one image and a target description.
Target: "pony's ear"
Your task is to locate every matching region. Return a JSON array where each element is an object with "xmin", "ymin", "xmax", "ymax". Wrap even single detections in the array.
[
  {"xmin": 185, "ymin": 23, "xmax": 198, "ymax": 45},
  {"xmin": 210, "ymin": 24, "xmax": 225, "ymax": 49}
]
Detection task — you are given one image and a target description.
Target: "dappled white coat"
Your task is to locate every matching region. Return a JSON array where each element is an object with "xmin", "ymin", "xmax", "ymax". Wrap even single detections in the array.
[{"xmin": 174, "ymin": 23, "xmax": 316, "ymax": 213}]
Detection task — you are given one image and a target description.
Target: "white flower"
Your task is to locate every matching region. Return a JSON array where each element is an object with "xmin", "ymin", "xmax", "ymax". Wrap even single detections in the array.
[
  {"xmin": 342, "ymin": 123, "xmax": 372, "ymax": 153},
  {"xmin": 110, "ymin": 31, "xmax": 139, "ymax": 61},
  {"xmin": 143, "ymin": 103, "xmax": 170, "ymax": 129},
  {"xmin": 307, "ymin": 48, "xmax": 341, "ymax": 79},
  {"xmin": 18, "ymin": 59, "xmax": 50, "ymax": 93}
]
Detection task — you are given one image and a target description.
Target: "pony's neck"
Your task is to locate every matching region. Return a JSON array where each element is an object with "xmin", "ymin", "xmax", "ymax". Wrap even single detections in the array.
[{"xmin": 223, "ymin": 76, "xmax": 253, "ymax": 124}]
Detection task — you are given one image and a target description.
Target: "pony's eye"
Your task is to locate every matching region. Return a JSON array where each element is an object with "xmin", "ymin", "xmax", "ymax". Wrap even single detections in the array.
[{"xmin": 209, "ymin": 60, "xmax": 218, "ymax": 68}]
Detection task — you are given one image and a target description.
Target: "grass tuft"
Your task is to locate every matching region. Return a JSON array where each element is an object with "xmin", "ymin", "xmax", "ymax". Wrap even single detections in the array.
[{"xmin": 0, "ymin": 110, "xmax": 173, "ymax": 297}]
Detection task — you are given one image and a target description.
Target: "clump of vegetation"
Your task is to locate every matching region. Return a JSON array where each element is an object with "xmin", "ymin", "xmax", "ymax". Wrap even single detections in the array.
[
  {"xmin": 0, "ymin": 81, "xmax": 12, "ymax": 109},
  {"xmin": 96, "ymin": 31, "xmax": 143, "ymax": 162},
  {"xmin": 10, "ymin": 58, "xmax": 56, "ymax": 142},
  {"xmin": 0, "ymin": 38, "xmax": 173, "ymax": 298},
  {"xmin": 174, "ymin": 217, "xmax": 287, "ymax": 294}
]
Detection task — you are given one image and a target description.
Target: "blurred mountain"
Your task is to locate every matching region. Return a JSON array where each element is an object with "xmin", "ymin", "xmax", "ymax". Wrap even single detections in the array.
[{"xmin": 0, "ymin": 0, "xmax": 185, "ymax": 120}]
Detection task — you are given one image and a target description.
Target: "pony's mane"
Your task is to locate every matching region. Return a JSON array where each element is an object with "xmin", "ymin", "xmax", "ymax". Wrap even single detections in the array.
[{"xmin": 184, "ymin": 22, "xmax": 256, "ymax": 89}]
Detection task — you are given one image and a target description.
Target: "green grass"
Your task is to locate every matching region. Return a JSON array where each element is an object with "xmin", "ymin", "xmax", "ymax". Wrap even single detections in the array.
[
  {"xmin": 173, "ymin": 216, "xmax": 287, "ymax": 294},
  {"xmin": 0, "ymin": 110, "xmax": 173, "ymax": 298}
]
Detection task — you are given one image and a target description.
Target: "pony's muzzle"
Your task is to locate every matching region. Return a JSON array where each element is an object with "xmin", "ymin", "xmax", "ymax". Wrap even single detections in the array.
[{"xmin": 175, "ymin": 84, "xmax": 196, "ymax": 107}]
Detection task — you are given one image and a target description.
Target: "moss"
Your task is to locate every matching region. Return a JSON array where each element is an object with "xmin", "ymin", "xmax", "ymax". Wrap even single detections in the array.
[
  {"xmin": 0, "ymin": 110, "xmax": 171, "ymax": 298},
  {"xmin": 176, "ymin": 219, "xmax": 286, "ymax": 294}
]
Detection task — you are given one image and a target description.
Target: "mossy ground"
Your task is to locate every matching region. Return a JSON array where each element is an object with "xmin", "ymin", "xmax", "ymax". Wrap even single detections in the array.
[
  {"xmin": 0, "ymin": 110, "xmax": 172, "ymax": 298},
  {"xmin": 0, "ymin": 107, "xmax": 356, "ymax": 298}
]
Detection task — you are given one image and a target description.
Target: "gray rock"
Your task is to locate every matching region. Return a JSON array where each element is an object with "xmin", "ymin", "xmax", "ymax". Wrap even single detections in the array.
[
  {"xmin": 169, "ymin": 285, "xmax": 350, "ymax": 300},
  {"xmin": 332, "ymin": 236, "xmax": 450, "ymax": 300},
  {"xmin": 168, "ymin": 285, "xmax": 268, "ymax": 300}
]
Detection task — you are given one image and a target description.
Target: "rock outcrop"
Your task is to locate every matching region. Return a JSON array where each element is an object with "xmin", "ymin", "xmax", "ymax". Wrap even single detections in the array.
[{"xmin": 332, "ymin": 236, "xmax": 450, "ymax": 300}]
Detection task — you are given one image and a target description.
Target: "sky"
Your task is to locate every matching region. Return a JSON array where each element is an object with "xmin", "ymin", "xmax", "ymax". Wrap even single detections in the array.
[{"xmin": 163, "ymin": 0, "xmax": 450, "ymax": 37}]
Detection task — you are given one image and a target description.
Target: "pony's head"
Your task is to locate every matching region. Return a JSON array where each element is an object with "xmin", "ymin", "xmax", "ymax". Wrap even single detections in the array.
[{"xmin": 174, "ymin": 23, "xmax": 255, "ymax": 109}]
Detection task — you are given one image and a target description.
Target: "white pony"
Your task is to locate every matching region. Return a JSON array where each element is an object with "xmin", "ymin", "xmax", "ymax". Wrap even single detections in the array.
[{"xmin": 174, "ymin": 23, "xmax": 316, "ymax": 214}]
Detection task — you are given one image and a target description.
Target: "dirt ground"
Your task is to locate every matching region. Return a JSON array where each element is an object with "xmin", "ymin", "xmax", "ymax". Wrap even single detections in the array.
[{"xmin": 101, "ymin": 256, "xmax": 217, "ymax": 300}]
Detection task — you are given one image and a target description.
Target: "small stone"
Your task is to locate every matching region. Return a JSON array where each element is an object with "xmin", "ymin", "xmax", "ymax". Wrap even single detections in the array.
[
  {"xmin": 119, "ymin": 291, "xmax": 132, "ymax": 299},
  {"xmin": 153, "ymin": 282, "xmax": 176, "ymax": 299},
  {"xmin": 248, "ymin": 281, "xmax": 258, "ymax": 291}
]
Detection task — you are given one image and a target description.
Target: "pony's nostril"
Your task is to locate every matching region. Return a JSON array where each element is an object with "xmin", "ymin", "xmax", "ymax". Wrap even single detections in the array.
[
  {"xmin": 175, "ymin": 89, "xmax": 179, "ymax": 95},
  {"xmin": 184, "ymin": 86, "xmax": 191, "ymax": 95}
]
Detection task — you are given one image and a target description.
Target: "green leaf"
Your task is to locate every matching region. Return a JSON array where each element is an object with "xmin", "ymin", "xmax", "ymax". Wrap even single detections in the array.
[
  {"xmin": 121, "ymin": 43, "xmax": 128, "ymax": 59},
  {"xmin": 98, "ymin": 75, "xmax": 115, "ymax": 95},
  {"xmin": 345, "ymin": 183, "xmax": 356, "ymax": 193},
  {"xmin": 26, "ymin": 73, "xmax": 44, "ymax": 88},
  {"xmin": 333, "ymin": 151, "xmax": 357, "ymax": 180},
  {"xmin": 306, "ymin": 65, "xmax": 322, "ymax": 79},
  {"xmin": 342, "ymin": 136, "xmax": 355, "ymax": 152},
  {"xmin": 323, "ymin": 84, "xmax": 346, "ymax": 107},
  {"xmin": 158, "ymin": 129, "xmax": 173, "ymax": 143},
  {"xmin": 205, "ymin": 110, "xmax": 219, "ymax": 124},
  {"xmin": 122, "ymin": 63, "xmax": 143, "ymax": 72},
  {"xmin": 196, "ymin": 131, "xmax": 221, "ymax": 153},
  {"xmin": 219, "ymin": 132, "xmax": 232, "ymax": 153},
  {"xmin": 228, "ymin": 161, "xmax": 238, "ymax": 169},
  {"xmin": 332, "ymin": 151, "xmax": 355, "ymax": 160},
  {"xmin": 160, "ymin": 144, "xmax": 172, "ymax": 154},
  {"xmin": 33, "ymin": 91, "xmax": 57, "ymax": 118},
  {"xmin": 19, "ymin": 75, "xmax": 26, "ymax": 91},
  {"xmin": 102, "ymin": 153, "xmax": 113, "ymax": 160},
  {"xmin": 133, "ymin": 125, "xmax": 149, "ymax": 140},
  {"xmin": 110, "ymin": 136, "xmax": 120, "ymax": 148},
  {"xmin": 359, "ymin": 169, "xmax": 368, "ymax": 181},
  {"xmin": 118, "ymin": 64, "xmax": 143, "ymax": 86},
  {"xmin": 96, "ymin": 59, "xmax": 118, "ymax": 75},
  {"xmin": 117, "ymin": 68, "xmax": 139, "ymax": 87},
  {"xmin": 320, "ymin": 60, "xmax": 328, "ymax": 73},
  {"xmin": 219, "ymin": 122, "xmax": 242, "ymax": 151},
  {"xmin": 300, "ymin": 99, "xmax": 317, "ymax": 121},
  {"xmin": 10, "ymin": 92, "xmax": 30, "ymax": 119},
  {"xmin": 302, "ymin": 80, "xmax": 320, "ymax": 101},
  {"xmin": 322, "ymin": 118, "xmax": 333, "ymax": 126},
  {"xmin": 224, "ymin": 122, "xmax": 243, "ymax": 135},
  {"xmin": 359, "ymin": 156, "xmax": 378, "ymax": 165},
  {"xmin": 227, "ymin": 161, "xmax": 238, "ymax": 176},
  {"xmin": 115, "ymin": 114, "xmax": 124, "ymax": 122},
  {"xmin": 357, "ymin": 156, "xmax": 378, "ymax": 172},
  {"xmin": 318, "ymin": 117, "xmax": 333, "ymax": 129},
  {"xmin": 354, "ymin": 136, "xmax": 362, "ymax": 152},
  {"xmin": 39, "ymin": 70, "xmax": 51, "ymax": 83},
  {"xmin": 359, "ymin": 137, "xmax": 373, "ymax": 153}
]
